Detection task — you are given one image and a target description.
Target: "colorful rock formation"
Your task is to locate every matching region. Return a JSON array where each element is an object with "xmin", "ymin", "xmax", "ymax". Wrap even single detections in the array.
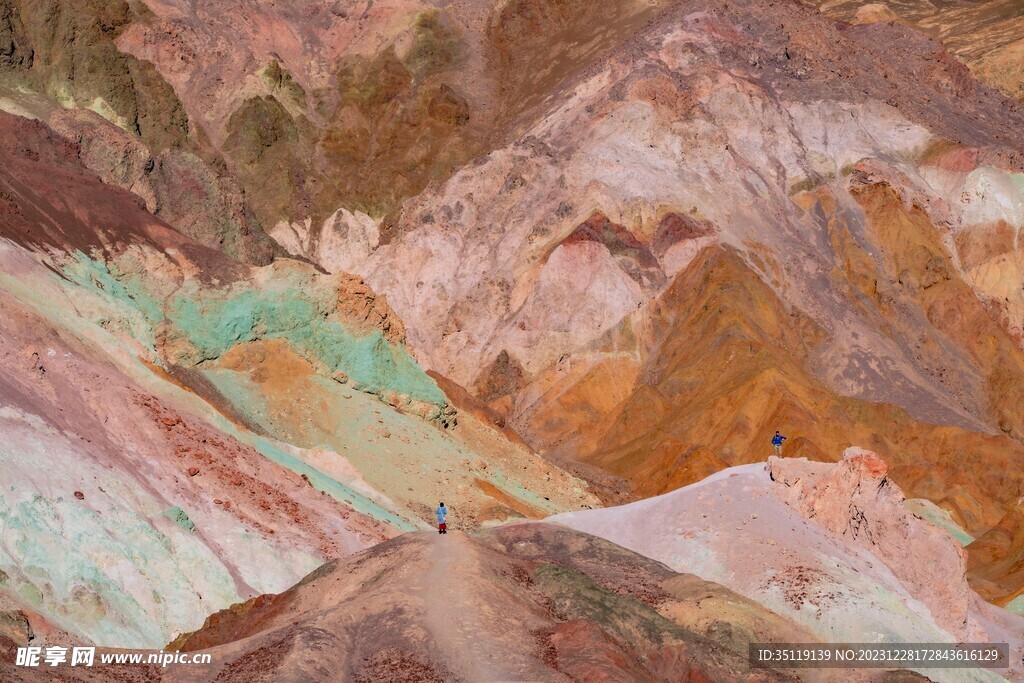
[
  {"xmin": 0, "ymin": 0, "xmax": 1022, "ymax": 673},
  {"xmin": 812, "ymin": 0, "xmax": 1024, "ymax": 103},
  {"xmin": 552, "ymin": 449, "xmax": 1024, "ymax": 682},
  {"xmin": 140, "ymin": 525, "xmax": 818, "ymax": 682},
  {"xmin": 0, "ymin": 111, "xmax": 596, "ymax": 649},
  {"xmin": 310, "ymin": 0, "xmax": 1024, "ymax": 556},
  {"xmin": 969, "ymin": 496, "xmax": 1024, "ymax": 611}
]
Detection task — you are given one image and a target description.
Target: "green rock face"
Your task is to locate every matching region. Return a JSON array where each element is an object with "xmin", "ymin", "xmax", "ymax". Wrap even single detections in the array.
[
  {"xmin": 168, "ymin": 285, "xmax": 446, "ymax": 406},
  {"xmin": 164, "ymin": 507, "xmax": 196, "ymax": 534},
  {"xmin": 1006, "ymin": 594, "xmax": 1024, "ymax": 616},
  {"xmin": 0, "ymin": 458, "xmax": 243, "ymax": 648},
  {"xmin": 63, "ymin": 251, "xmax": 164, "ymax": 352},
  {"xmin": 904, "ymin": 499, "xmax": 975, "ymax": 546},
  {"xmin": 64, "ymin": 250, "xmax": 448, "ymax": 408},
  {"xmin": 532, "ymin": 564, "xmax": 684, "ymax": 650}
]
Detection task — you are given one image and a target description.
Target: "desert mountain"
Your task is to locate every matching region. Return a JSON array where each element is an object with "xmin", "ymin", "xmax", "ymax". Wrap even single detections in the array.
[
  {"xmin": 810, "ymin": 0, "xmax": 1024, "ymax": 103},
  {"xmin": 553, "ymin": 449, "xmax": 1024, "ymax": 682},
  {"xmin": 0, "ymin": 110, "xmax": 595, "ymax": 648},
  {"xmin": 3, "ymin": 522, "xmax": 937, "ymax": 682},
  {"xmin": 282, "ymin": 0, "xmax": 1024, "ymax": 540},
  {"xmin": 163, "ymin": 524, "xmax": 810, "ymax": 682},
  {"xmin": 0, "ymin": 0, "xmax": 1022, "ymax": 678},
  {"xmin": 0, "ymin": 454, "xmax": 1000, "ymax": 682}
]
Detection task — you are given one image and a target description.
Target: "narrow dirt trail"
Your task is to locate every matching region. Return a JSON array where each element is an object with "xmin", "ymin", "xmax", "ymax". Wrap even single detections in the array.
[{"xmin": 412, "ymin": 531, "xmax": 545, "ymax": 682}]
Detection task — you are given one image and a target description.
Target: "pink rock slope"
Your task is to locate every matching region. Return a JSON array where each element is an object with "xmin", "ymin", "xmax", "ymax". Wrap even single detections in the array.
[{"xmin": 552, "ymin": 448, "xmax": 1024, "ymax": 682}]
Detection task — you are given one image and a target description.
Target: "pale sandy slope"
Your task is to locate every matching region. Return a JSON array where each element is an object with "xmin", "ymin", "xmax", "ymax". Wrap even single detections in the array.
[{"xmin": 551, "ymin": 450, "xmax": 1024, "ymax": 683}]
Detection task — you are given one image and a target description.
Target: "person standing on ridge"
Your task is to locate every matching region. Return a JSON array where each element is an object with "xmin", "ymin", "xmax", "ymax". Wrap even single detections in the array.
[
  {"xmin": 772, "ymin": 431, "xmax": 787, "ymax": 456},
  {"xmin": 436, "ymin": 502, "xmax": 448, "ymax": 534}
]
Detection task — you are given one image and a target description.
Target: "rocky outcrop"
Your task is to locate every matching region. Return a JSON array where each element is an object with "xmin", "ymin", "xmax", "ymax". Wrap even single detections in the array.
[
  {"xmin": 150, "ymin": 525, "xmax": 806, "ymax": 682},
  {"xmin": 0, "ymin": 610, "xmax": 32, "ymax": 648},
  {"xmin": 551, "ymin": 453, "xmax": 1024, "ymax": 681},
  {"xmin": 47, "ymin": 108, "xmax": 280, "ymax": 265},
  {"xmin": 0, "ymin": 2, "xmax": 283, "ymax": 265},
  {"xmin": 48, "ymin": 108, "xmax": 159, "ymax": 211},
  {"xmin": 769, "ymin": 449, "xmax": 976, "ymax": 638},
  {"xmin": 271, "ymin": 208, "xmax": 380, "ymax": 276},
  {"xmin": 0, "ymin": 0, "xmax": 190, "ymax": 151},
  {"xmin": 850, "ymin": 4, "xmax": 902, "ymax": 25},
  {"xmin": 968, "ymin": 497, "xmax": 1024, "ymax": 611},
  {"xmin": 117, "ymin": 0, "xmax": 490, "ymax": 227},
  {"xmin": 110, "ymin": 0, "xmax": 688, "ymax": 230},
  {"xmin": 812, "ymin": 0, "xmax": 1024, "ymax": 103},
  {"xmin": 334, "ymin": 272, "xmax": 407, "ymax": 346}
]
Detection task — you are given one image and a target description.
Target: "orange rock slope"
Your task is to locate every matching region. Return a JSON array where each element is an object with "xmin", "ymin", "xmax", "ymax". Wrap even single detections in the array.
[
  {"xmin": 811, "ymin": 0, "xmax": 1024, "ymax": 103},
  {"xmin": 969, "ymin": 497, "xmax": 1024, "ymax": 610},
  {"xmin": 288, "ymin": 0, "xmax": 1024, "ymax": 602},
  {"xmin": 532, "ymin": 181, "xmax": 1024, "ymax": 538}
]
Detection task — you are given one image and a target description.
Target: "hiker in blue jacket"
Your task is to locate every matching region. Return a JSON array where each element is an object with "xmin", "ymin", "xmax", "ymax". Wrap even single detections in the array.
[
  {"xmin": 436, "ymin": 502, "xmax": 448, "ymax": 534},
  {"xmin": 772, "ymin": 431, "xmax": 787, "ymax": 456}
]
